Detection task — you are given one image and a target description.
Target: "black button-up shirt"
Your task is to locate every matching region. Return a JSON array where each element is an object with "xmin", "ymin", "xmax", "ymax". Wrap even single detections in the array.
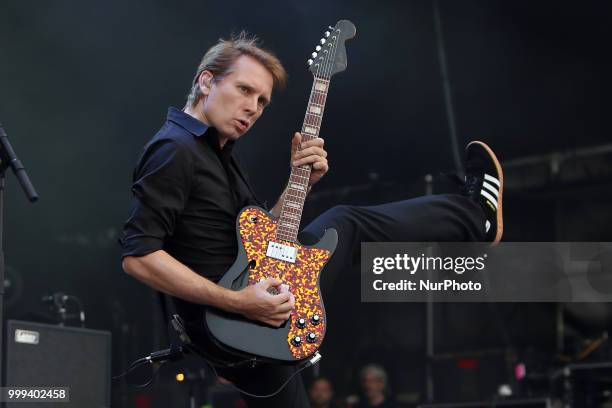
[{"xmin": 120, "ymin": 107, "xmax": 262, "ymax": 283}]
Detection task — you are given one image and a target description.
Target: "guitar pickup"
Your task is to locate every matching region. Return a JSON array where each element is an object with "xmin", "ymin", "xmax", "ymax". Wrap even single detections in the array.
[{"xmin": 266, "ymin": 241, "xmax": 298, "ymax": 263}]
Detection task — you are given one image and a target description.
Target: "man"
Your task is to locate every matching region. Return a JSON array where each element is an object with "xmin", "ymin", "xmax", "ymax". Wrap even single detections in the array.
[
  {"xmin": 120, "ymin": 32, "xmax": 503, "ymax": 408},
  {"xmin": 354, "ymin": 365, "xmax": 395, "ymax": 408}
]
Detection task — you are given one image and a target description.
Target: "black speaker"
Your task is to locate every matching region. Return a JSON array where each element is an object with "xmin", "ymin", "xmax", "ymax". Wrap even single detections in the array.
[
  {"xmin": 4, "ymin": 320, "xmax": 111, "ymax": 408},
  {"xmin": 418, "ymin": 398, "xmax": 551, "ymax": 407}
]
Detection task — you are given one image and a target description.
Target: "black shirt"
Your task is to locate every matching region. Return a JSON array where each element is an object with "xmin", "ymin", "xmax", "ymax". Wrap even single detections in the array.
[{"xmin": 119, "ymin": 107, "xmax": 262, "ymax": 285}]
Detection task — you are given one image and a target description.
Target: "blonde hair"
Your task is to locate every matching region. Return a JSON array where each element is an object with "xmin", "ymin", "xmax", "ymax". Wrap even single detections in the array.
[{"xmin": 185, "ymin": 31, "xmax": 287, "ymax": 107}]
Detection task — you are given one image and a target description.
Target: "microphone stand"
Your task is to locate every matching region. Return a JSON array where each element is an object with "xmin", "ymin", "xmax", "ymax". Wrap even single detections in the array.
[{"xmin": 0, "ymin": 123, "xmax": 38, "ymax": 391}]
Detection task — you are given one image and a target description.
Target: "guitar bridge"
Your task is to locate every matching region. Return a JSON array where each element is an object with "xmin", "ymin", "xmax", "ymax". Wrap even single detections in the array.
[{"xmin": 266, "ymin": 241, "xmax": 298, "ymax": 263}]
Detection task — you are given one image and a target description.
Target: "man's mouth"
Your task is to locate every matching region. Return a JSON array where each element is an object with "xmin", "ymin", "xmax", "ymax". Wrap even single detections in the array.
[{"xmin": 235, "ymin": 119, "xmax": 249, "ymax": 131}]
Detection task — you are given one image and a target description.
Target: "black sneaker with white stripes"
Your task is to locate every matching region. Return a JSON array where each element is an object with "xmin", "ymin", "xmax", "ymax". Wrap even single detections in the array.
[{"xmin": 464, "ymin": 141, "xmax": 504, "ymax": 244}]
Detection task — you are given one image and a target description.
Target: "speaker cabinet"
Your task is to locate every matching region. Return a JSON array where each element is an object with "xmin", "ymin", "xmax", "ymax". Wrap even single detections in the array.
[{"xmin": 5, "ymin": 320, "xmax": 111, "ymax": 408}]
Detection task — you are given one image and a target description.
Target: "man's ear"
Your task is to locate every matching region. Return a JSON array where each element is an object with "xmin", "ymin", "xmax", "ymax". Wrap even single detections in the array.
[{"xmin": 198, "ymin": 70, "xmax": 214, "ymax": 96}]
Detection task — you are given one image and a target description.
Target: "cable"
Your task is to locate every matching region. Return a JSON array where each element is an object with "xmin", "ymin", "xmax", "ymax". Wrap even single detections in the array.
[
  {"xmin": 112, "ymin": 357, "xmax": 149, "ymax": 381},
  {"xmin": 113, "ymin": 345, "xmax": 184, "ymax": 387},
  {"xmin": 185, "ymin": 341, "xmax": 320, "ymax": 399},
  {"xmin": 134, "ymin": 363, "xmax": 163, "ymax": 388},
  {"xmin": 112, "ymin": 358, "xmax": 166, "ymax": 388}
]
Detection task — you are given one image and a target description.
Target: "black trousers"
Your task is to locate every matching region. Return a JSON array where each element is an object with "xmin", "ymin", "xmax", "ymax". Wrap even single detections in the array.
[{"xmin": 198, "ymin": 193, "xmax": 486, "ymax": 407}]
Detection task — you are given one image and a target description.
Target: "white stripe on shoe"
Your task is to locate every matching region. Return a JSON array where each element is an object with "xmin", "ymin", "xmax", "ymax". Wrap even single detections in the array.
[
  {"xmin": 482, "ymin": 181, "xmax": 499, "ymax": 198},
  {"xmin": 481, "ymin": 189, "xmax": 498, "ymax": 209},
  {"xmin": 484, "ymin": 173, "xmax": 500, "ymax": 187}
]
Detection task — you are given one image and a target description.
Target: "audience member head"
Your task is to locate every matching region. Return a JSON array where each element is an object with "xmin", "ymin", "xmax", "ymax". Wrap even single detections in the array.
[
  {"xmin": 360, "ymin": 364, "xmax": 388, "ymax": 404},
  {"xmin": 309, "ymin": 377, "xmax": 334, "ymax": 408}
]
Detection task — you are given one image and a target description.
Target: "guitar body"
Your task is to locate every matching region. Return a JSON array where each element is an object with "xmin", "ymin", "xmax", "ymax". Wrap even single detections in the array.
[{"xmin": 205, "ymin": 206, "xmax": 337, "ymax": 363}]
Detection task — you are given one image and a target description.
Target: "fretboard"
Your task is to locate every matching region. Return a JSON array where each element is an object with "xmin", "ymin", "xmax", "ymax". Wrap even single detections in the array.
[{"xmin": 275, "ymin": 76, "xmax": 330, "ymax": 243}]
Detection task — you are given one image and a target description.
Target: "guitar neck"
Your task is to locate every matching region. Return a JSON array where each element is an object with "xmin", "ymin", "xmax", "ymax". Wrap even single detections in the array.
[{"xmin": 275, "ymin": 76, "xmax": 330, "ymax": 243}]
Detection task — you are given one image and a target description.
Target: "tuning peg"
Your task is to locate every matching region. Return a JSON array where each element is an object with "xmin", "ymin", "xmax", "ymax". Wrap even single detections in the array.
[
  {"xmin": 311, "ymin": 52, "xmax": 318, "ymax": 58},
  {"xmin": 320, "ymin": 38, "xmax": 326, "ymax": 44},
  {"xmin": 315, "ymin": 45, "xmax": 321, "ymax": 51},
  {"xmin": 307, "ymin": 59, "xmax": 313, "ymax": 66},
  {"xmin": 324, "ymin": 31, "xmax": 330, "ymax": 37},
  {"xmin": 328, "ymin": 25, "xmax": 334, "ymax": 30}
]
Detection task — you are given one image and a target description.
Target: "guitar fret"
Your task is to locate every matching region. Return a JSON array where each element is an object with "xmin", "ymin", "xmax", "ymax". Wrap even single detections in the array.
[
  {"xmin": 285, "ymin": 196, "xmax": 304, "ymax": 204},
  {"xmin": 285, "ymin": 206, "xmax": 302, "ymax": 214},
  {"xmin": 289, "ymin": 175, "xmax": 308, "ymax": 183},
  {"xmin": 280, "ymin": 222, "xmax": 299, "ymax": 229},
  {"xmin": 303, "ymin": 125, "xmax": 318, "ymax": 135},
  {"xmin": 314, "ymin": 81, "xmax": 328, "ymax": 92},
  {"xmin": 289, "ymin": 183, "xmax": 306, "ymax": 191},
  {"xmin": 285, "ymin": 198, "xmax": 304, "ymax": 206},
  {"xmin": 290, "ymin": 174, "xmax": 309, "ymax": 182},
  {"xmin": 292, "ymin": 168, "xmax": 309, "ymax": 176},
  {"xmin": 282, "ymin": 212, "xmax": 301, "ymax": 220},
  {"xmin": 285, "ymin": 201, "xmax": 301, "ymax": 209},
  {"xmin": 308, "ymin": 105, "xmax": 323, "ymax": 115},
  {"xmin": 288, "ymin": 194, "xmax": 304, "ymax": 202},
  {"xmin": 306, "ymin": 113, "xmax": 321, "ymax": 121}
]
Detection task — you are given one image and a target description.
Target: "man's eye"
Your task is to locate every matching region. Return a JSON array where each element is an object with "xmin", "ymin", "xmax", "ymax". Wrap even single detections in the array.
[{"xmin": 239, "ymin": 86, "xmax": 249, "ymax": 93}]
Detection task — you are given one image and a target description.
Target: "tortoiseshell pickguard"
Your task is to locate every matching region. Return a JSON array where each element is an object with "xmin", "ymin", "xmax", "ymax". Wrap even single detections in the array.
[{"xmin": 238, "ymin": 207, "xmax": 331, "ymax": 360}]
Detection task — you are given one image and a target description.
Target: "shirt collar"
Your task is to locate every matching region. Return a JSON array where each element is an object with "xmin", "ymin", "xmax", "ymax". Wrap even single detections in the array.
[
  {"xmin": 167, "ymin": 106, "xmax": 209, "ymax": 137},
  {"xmin": 166, "ymin": 107, "xmax": 236, "ymax": 156}
]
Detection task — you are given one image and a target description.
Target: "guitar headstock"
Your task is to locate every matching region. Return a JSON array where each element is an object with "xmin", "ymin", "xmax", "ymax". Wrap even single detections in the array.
[{"xmin": 307, "ymin": 20, "xmax": 356, "ymax": 79}]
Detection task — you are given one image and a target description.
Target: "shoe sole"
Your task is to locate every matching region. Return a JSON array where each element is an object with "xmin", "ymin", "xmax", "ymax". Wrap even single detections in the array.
[{"xmin": 467, "ymin": 140, "xmax": 504, "ymax": 244}]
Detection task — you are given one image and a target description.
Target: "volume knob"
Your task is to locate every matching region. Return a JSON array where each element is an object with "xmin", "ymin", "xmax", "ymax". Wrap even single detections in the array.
[
  {"xmin": 296, "ymin": 317, "xmax": 307, "ymax": 329},
  {"xmin": 306, "ymin": 332, "xmax": 318, "ymax": 343},
  {"xmin": 291, "ymin": 336, "xmax": 302, "ymax": 346},
  {"xmin": 311, "ymin": 314, "xmax": 321, "ymax": 325}
]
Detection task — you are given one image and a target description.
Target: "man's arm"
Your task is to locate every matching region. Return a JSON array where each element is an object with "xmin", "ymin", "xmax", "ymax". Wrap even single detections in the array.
[{"xmin": 122, "ymin": 250, "xmax": 295, "ymax": 327}]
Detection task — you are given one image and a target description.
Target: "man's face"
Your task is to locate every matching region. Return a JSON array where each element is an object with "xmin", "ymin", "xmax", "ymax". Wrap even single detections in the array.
[
  {"xmin": 199, "ymin": 55, "xmax": 273, "ymax": 143},
  {"xmin": 361, "ymin": 372, "xmax": 385, "ymax": 398},
  {"xmin": 309, "ymin": 379, "xmax": 333, "ymax": 406}
]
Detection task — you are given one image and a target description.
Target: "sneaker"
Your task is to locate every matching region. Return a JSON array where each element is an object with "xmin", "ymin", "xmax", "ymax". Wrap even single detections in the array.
[{"xmin": 464, "ymin": 141, "xmax": 504, "ymax": 244}]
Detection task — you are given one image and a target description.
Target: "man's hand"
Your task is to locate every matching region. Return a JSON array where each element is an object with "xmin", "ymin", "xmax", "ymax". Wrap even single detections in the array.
[
  {"xmin": 234, "ymin": 277, "xmax": 296, "ymax": 327},
  {"xmin": 291, "ymin": 132, "xmax": 329, "ymax": 187}
]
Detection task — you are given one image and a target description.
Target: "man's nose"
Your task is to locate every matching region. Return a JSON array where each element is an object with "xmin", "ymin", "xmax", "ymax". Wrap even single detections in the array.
[{"xmin": 244, "ymin": 96, "xmax": 258, "ymax": 114}]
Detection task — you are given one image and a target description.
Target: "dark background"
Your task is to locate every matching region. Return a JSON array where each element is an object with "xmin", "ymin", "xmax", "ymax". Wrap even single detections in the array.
[{"xmin": 1, "ymin": 0, "xmax": 612, "ymax": 406}]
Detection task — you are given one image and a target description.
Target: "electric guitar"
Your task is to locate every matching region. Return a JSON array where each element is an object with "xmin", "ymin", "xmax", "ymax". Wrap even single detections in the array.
[{"xmin": 205, "ymin": 20, "xmax": 356, "ymax": 364}]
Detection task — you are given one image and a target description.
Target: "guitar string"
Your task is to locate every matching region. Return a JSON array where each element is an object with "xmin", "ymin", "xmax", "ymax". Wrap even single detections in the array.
[
  {"xmin": 276, "ymin": 26, "xmax": 341, "ymax": 245},
  {"xmin": 274, "ymin": 46, "xmax": 320, "ymax": 245},
  {"xmin": 276, "ymin": 25, "xmax": 341, "ymax": 251}
]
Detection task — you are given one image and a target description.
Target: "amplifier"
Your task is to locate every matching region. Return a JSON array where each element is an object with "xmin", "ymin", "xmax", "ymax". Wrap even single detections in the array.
[
  {"xmin": 418, "ymin": 397, "xmax": 551, "ymax": 407},
  {"xmin": 4, "ymin": 320, "xmax": 111, "ymax": 408}
]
